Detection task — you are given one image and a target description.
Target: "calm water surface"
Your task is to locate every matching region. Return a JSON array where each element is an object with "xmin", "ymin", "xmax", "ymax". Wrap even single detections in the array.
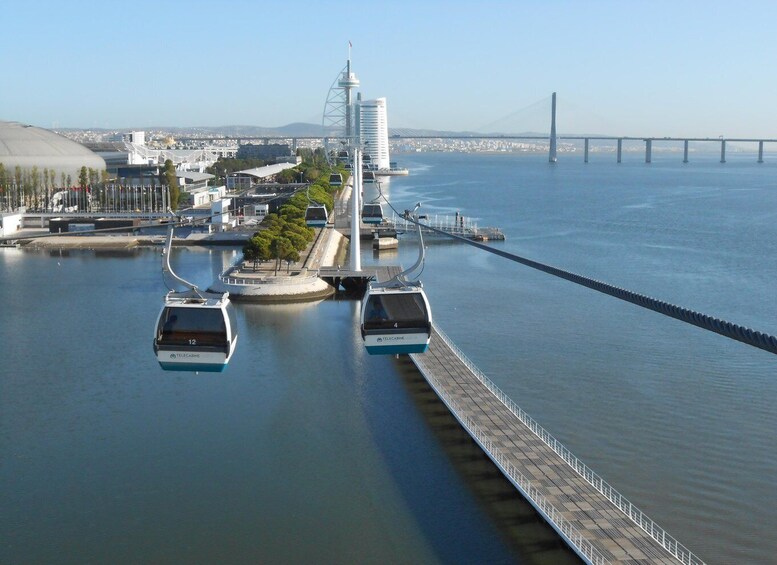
[
  {"xmin": 2, "ymin": 152, "xmax": 776, "ymax": 563},
  {"xmin": 374, "ymin": 152, "xmax": 777, "ymax": 563},
  {"xmin": 0, "ymin": 244, "xmax": 569, "ymax": 563}
]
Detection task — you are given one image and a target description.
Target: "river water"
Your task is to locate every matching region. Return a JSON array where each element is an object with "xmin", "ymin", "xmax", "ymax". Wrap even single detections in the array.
[{"xmin": 2, "ymin": 152, "xmax": 776, "ymax": 563}]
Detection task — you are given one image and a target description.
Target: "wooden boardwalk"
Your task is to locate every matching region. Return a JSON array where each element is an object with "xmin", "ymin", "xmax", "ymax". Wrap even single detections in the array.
[{"xmin": 410, "ymin": 326, "xmax": 705, "ymax": 565}]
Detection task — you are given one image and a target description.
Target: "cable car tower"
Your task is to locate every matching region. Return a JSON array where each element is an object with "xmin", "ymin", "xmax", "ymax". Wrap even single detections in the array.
[{"xmin": 322, "ymin": 44, "xmax": 360, "ymax": 162}]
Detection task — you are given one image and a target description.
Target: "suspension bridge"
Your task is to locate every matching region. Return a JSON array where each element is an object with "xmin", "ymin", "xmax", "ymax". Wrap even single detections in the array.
[{"xmin": 173, "ymin": 92, "xmax": 777, "ymax": 165}]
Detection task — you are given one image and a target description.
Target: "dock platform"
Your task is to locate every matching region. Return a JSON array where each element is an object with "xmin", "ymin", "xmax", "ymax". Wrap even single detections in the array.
[{"xmin": 410, "ymin": 326, "xmax": 703, "ymax": 565}]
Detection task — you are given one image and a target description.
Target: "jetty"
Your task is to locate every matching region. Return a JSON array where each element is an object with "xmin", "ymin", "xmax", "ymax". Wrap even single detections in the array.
[
  {"xmin": 389, "ymin": 211, "xmax": 505, "ymax": 241},
  {"xmin": 409, "ymin": 326, "xmax": 702, "ymax": 564}
]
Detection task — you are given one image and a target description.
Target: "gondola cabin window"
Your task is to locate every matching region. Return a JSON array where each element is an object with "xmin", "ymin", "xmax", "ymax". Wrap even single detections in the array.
[
  {"xmin": 363, "ymin": 292, "xmax": 429, "ymax": 331},
  {"xmin": 157, "ymin": 306, "xmax": 228, "ymax": 347}
]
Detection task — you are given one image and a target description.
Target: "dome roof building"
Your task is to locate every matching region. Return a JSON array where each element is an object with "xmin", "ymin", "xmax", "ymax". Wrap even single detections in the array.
[{"xmin": 0, "ymin": 121, "xmax": 106, "ymax": 183}]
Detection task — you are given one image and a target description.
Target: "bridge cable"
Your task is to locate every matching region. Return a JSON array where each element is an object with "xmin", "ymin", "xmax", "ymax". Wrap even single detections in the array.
[{"xmin": 401, "ymin": 214, "xmax": 777, "ymax": 357}]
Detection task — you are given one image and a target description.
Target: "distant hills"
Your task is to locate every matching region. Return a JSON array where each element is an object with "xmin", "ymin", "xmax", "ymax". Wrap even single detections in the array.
[{"xmin": 58, "ymin": 122, "xmax": 553, "ymax": 138}]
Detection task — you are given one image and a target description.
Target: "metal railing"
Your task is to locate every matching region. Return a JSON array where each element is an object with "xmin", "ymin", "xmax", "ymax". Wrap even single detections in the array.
[
  {"xmin": 219, "ymin": 273, "xmax": 317, "ymax": 286},
  {"xmin": 391, "ymin": 212, "xmax": 480, "ymax": 237},
  {"xmin": 429, "ymin": 324, "xmax": 705, "ymax": 565},
  {"xmin": 412, "ymin": 351, "xmax": 609, "ymax": 565}
]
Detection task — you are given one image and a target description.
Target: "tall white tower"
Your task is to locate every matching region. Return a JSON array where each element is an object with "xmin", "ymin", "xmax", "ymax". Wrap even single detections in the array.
[
  {"xmin": 324, "ymin": 48, "xmax": 360, "ymax": 143},
  {"xmin": 338, "ymin": 56, "xmax": 360, "ymax": 139},
  {"xmin": 359, "ymin": 97, "xmax": 390, "ymax": 170}
]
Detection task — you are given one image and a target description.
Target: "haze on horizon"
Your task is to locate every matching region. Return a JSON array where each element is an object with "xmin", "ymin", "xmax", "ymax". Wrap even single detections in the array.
[{"xmin": 1, "ymin": 0, "xmax": 775, "ymax": 138}]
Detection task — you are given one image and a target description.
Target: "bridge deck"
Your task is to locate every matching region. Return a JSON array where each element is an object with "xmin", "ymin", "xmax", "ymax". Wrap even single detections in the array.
[{"xmin": 411, "ymin": 327, "xmax": 695, "ymax": 564}]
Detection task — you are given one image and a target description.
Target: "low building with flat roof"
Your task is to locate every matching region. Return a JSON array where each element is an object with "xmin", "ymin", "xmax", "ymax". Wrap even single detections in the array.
[{"xmin": 226, "ymin": 163, "xmax": 298, "ymax": 190}]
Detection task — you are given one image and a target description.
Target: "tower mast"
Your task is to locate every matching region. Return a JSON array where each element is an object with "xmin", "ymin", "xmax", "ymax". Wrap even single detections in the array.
[{"xmin": 339, "ymin": 42, "xmax": 360, "ymax": 140}]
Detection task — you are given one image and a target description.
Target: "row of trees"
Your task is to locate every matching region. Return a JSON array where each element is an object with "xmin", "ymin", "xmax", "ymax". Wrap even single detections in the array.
[
  {"xmin": 243, "ymin": 212, "xmax": 314, "ymax": 274},
  {"xmin": 242, "ymin": 154, "xmax": 349, "ymax": 274},
  {"xmin": 0, "ymin": 163, "xmax": 109, "ymax": 211},
  {"xmin": 0, "ymin": 159, "xmax": 182, "ymax": 212}
]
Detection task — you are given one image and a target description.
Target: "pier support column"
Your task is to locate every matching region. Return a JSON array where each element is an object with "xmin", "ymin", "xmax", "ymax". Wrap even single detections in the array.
[
  {"xmin": 645, "ymin": 139, "xmax": 652, "ymax": 163},
  {"xmin": 617, "ymin": 138, "xmax": 622, "ymax": 163},
  {"xmin": 683, "ymin": 140, "xmax": 689, "ymax": 163},
  {"xmin": 350, "ymin": 148, "xmax": 361, "ymax": 272},
  {"xmin": 720, "ymin": 140, "xmax": 726, "ymax": 163},
  {"xmin": 548, "ymin": 92, "xmax": 557, "ymax": 163},
  {"xmin": 584, "ymin": 138, "xmax": 589, "ymax": 163},
  {"xmin": 758, "ymin": 141, "xmax": 764, "ymax": 163}
]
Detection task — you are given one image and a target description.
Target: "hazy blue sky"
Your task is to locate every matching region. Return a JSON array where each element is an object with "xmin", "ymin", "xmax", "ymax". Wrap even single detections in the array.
[{"xmin": 2, "ymin": 0, "xmax": 775, "ymax": 136}]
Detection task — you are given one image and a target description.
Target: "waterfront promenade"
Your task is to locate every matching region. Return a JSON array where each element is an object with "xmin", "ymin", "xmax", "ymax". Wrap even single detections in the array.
[
  {"xmin": 209, "ymin": 178, "xmax": 353, "ymax": 301},
  {"xmin": 209, "ymin": 222, "xmax": 345, "ymax": 301}
]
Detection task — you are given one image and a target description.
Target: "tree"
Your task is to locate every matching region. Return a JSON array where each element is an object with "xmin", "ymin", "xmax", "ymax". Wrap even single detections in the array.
[
  {"xmin": 14, "ymin": 166, "xmax": 22, "ymax": 207},
  {"xmin": 283, "ymin": 247, "xmax": 300, "ymax": 273},
  {"xmin": 275, "ymin": 168, "xmax": 299, "ymax": 184},
  {"xmin": 161, "ymin": 159, "xmax": 179, "ymax": 211},
  {"xmin": 243, "ymin": 232, "xmax": 272, "ymax": 271},
  {"xmin": 21, "ymin": 169, "xmax": 31, "ymax": 208},
  {"xmin": 43, "ymin": 167, "xmax": 50, "ymax": 210},
  {"xmin": 31, "ymin": 166, "xmax": 40, "ymax": 210},
  {"xmin": 0, "ymin": 163, "xmax": 6, "ymax": 210},
  {"xmin": 269, "ymin": 237, "xmax": 293, "ymax": 275},
  {"xmin": 79, "ymin": 166, "xmax": 88, "ymax": 211}
]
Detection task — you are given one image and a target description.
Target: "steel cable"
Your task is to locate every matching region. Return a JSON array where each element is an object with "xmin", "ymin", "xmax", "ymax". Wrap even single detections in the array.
[{"xmin": 412, "ymin": 219, "xmax": 777, "ymax": 357}]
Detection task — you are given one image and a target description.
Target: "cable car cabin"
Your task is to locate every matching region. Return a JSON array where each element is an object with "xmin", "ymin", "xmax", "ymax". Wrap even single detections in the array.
[
  {"xmin": 362, "ymin": 171, "xmax": 376, "ymax": 184},
  {"xmin": 329, "ymin": 173, "xmax": 343, "ymax": 187},
  {"xmin": 305, "ymin": 204, "xmax": 328, "ymax": 227},
  {"xmin": 361, "ymin": 203, "xmax": 384, "ymax": 224},
  {"xmin": 153, "ymin": 293, "xmax": 238, "ymax": 372},
  {"xmin": 360, "ymin": 286, "xmax": 432, "ymax": 354}
]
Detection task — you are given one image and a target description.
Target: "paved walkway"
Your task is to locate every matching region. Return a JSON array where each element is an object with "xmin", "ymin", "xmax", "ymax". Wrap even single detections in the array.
[{"xmin": 410, "ymin": 327, "xmax": 703, "ymax": 565}]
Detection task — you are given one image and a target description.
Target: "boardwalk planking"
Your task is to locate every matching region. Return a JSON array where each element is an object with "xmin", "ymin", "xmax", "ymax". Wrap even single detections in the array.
[{"xmin": 410, "ymin": 327, "xmax": 698, "ymax": 564}]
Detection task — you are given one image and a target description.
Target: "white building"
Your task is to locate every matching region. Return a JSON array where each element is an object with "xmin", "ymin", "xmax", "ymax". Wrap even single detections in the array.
[
  {"xmin": 211, "ymin": 197, "xmax": 234, "ymax": 231},
  {"xmin": 188, "ymin": 185, "xmax": 226, "ymax": 208},
  {"xmin": 123, "ymin": 131, "xmax": 220, "ymax": 172},
  {"xmin": 0, "ymin": 212, "xmax": 23, "ymax": 237},
  {"xmin": 226, "ymin": 163, "xmax": 299, "ymax": 190},
  {"xmin": 359, "ymin": 97, "xmax": 390, "ymax": 170}
]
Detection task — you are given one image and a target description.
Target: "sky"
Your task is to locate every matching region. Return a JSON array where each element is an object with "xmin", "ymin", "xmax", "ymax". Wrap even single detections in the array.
[{"xmin": 2, "ymin": 0, "xmax": 776, "ymax": 137}]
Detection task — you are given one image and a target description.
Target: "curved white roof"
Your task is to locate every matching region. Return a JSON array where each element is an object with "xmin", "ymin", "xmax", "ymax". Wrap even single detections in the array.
[{"xmin": 0, "ymin": 121, "xmax": 106, "ymax": 179}]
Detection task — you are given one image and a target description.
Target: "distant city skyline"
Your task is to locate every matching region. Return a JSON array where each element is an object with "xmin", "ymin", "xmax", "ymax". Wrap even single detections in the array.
[{"xmin": 2, "ymin": 0, "xmax": 776, "ymax": 137}]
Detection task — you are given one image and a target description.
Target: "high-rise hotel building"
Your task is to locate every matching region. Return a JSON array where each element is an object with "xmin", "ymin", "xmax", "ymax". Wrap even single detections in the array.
[{"xmin": 358, "ymin": 97, "xmax": 390, "ymax": 170}]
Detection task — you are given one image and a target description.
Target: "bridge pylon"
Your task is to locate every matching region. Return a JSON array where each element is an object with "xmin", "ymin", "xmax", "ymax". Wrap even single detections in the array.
[{"xmin": 549, "ymin": 92, "xmax": 558, "ymax": 163}]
